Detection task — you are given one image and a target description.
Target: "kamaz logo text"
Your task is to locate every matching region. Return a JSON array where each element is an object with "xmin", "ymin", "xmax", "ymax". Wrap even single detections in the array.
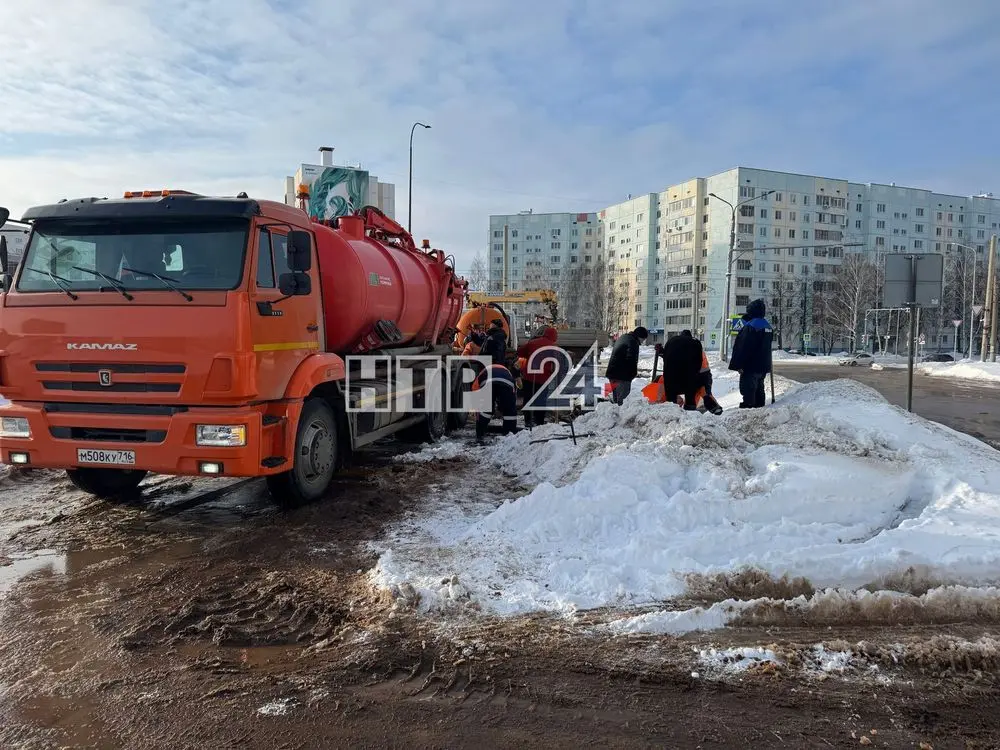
[{"xmin": 66, "ymin": 343, "xmax": 139, "ymax": 351}]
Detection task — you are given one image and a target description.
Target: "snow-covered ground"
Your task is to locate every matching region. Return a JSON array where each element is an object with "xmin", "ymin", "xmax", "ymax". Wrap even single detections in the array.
[
  {"xmin": 373, "ymin": 374, "xmax": 1000, "ymax": 633},
  {"xmin": 917, "ymin": 359, "xmax": 1000, "ymax": 384}
]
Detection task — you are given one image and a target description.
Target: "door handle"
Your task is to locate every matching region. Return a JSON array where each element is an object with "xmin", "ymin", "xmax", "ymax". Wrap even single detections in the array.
[{"xmin": 306, "ymin": 324, "xmax": 319, "ymax": 332}]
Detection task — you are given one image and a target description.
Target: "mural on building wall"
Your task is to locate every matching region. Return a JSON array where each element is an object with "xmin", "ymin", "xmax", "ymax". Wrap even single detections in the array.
[{"xmin": 302, "ymin": 167, "xmax": 370, "ymax": 220}]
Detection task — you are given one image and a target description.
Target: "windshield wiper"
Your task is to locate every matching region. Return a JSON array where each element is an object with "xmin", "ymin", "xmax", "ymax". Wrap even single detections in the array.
[
  {"xmin": 23, "ymin": 266, "xmax": 79, "ymax": 300},
  {"xmin": 71, "ymin": 265, "xmax": 134, "ymax": 301},
  {"xmin": 121, "ymin": 267, "xmax": 193, "ymax": 302}
]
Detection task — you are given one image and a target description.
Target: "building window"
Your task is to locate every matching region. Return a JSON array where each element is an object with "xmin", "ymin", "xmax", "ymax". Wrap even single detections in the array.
[
  {"xmin": 738, "ymin": 223, "xmax": 754, "ymax": 234},
  {"xmin": 936, "ymin": 227, "xmax": 942, "ymax": 236},
  {"xmin": 914, "ymin": 224, "xmax": 924, "ymax": 233},
  {"xmin": 759, "ymin": 208, "xmax": 768, "ymax": 219},
  {"xmin": 855, "ymin": 220, "xmax": 862, "ymax": 229},
  {"xmin": 876, "ymin": 236, "xmax": 885, "ymax": 246},
  {"xmin": 775, "ymin": 192, "xmax": 783, "ymax": 202},
  {"xmin": 802, "ymin": 248, "xmax": 809, "ymax": 257},
  {"xmin": 876, "ymin": 203, "xmax": 886, "ymax": 213},
  {"xmin": 775, "ymin": 210, "xmax": 782, "ymax": 220},
  {"xmin": 737, "ymin": 277, "xmax": 752, "ymax": 289},
  {"xmin": 759, "ymin": 227, "xmax": 768, "ymax": 236},
  {"xmin": 803, "ymin": 196, "xmax": 810, "ymax": 206},
  {"xmin": 774, "ymin": 228, "xmax": 782, "ymax": 237},
  {"xmin": 979, "ymin": 214, "xmax": 986, "ymax": 224},
  {"xmin": 737, "ymin": 259, "xmax": 752, "ymax": 270},
  {"xmin": 802, "ymin": 230, "xmax": 809, "ymax": 239},
  {"xmin": 492, "ymin": 230, "xmax": 502, "ymax": 238},
  {"xmin": 739, "ymin": 186, "xmax": 755, "ymax": 199},
  {"xmin": 584, "ymin": 255, "xmax": 592, "ymax": 263},
  {"xmin": 735, "ymin": 295, "xmax": 750, "ymax": 307},
  {"xmin": 876, "ymin": 220, "xmax": 885, "ymax": 229},
  {"xmin": 913, "ymin": 240, "xmax": 923, "ymax": 249},
  {"xmin": 936, "ymin": 212, "xmax": 942, "ymax": 220},
  {"xmin": 551, "ymin": 269, "xmax": 560, "ymax": 277},
  {"xmin": 704, "ymin": 197, "xmax": 710, "ymax": 206},
  {"xmin": 915, "ymin": 208, "xmax": 924, "ymax": 217},
  {"xmin": 978, "ymin": 230, "xmax": 986, "ymax": 239},
  {"xmin": 550, "ymin": 255, "xmax": 560, "ymax": 262},
  {"xmin": 856, "ymin": 203, "xmax": 862, "ymax": 212},
  {"xmin": 894, "ymin": 212, "xmax": 900, "ymax": 219},
  {"xmin": 740, "ymin": 205, "xmax": 755, "ymax": 217},
  {"xmin": 959, "ymin": 214, "xmax": 964, "ymax": 222},
  {"xmin": 552, "ymin": 228, "xmax": 561, "ymax": 236},
  {"xmin": 789, "ymin": 229, "xmax": 796, "ymax": 239}
]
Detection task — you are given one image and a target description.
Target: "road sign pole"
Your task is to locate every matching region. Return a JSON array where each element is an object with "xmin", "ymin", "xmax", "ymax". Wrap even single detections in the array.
[{"xmin": 906, "ymin": 255, "xmax": 919, "ymax": 413}]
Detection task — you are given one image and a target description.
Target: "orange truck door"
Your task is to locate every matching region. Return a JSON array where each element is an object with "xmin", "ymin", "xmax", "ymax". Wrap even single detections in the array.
[{"xmin": 250, "ymin": 227, "xmax": 322, "ymax": 400}]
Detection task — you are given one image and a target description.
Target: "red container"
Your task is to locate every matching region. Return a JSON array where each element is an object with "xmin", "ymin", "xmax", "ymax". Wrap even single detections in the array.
[{"xmin": 313, "ymin": 217, "xmax": 464, "ymax": 353}]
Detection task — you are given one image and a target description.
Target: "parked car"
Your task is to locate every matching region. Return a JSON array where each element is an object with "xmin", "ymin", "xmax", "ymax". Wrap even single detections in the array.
[
  {"xmin": 838, "ymin": 352, "xmax": 874, "ymax": 367},
  {"xmin": 922, "ymin": 353, "xmax": 954, "ymax": 363}
]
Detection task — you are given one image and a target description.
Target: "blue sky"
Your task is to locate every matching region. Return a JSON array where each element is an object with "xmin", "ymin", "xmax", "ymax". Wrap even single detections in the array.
[{"xmin": 2, "ymin": 0, "xmax": 999, "ymax": 271}]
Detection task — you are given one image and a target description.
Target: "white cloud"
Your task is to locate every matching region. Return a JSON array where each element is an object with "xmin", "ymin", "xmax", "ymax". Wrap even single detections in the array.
[{"xmin": 1, "ymin": 0, "xmax": 999, "ymax": 271}]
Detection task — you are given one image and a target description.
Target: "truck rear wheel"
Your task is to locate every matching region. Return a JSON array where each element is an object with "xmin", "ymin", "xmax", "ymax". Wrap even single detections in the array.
[
  {"xmin": 447, "ymin": 367, "xmax": 471, "ymax": 431},
  {"xmin": 266, "ymin": 398, "xmax": 339, "ymax": 508},
  {"xmin": 66, "ymin": 468, "xmax": 148, "ymax": 499}
]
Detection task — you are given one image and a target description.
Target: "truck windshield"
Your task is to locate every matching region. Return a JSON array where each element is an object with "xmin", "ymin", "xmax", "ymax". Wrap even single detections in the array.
[{"xmin": 15, "ymin": 219, "xmax": 249, "ymax": 294}]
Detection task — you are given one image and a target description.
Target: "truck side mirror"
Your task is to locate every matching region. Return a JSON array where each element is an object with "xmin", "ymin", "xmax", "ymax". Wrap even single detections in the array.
[
  {"xmin": 278, "ymin": 271, "xmax": 312, "ymax": 297},
  {"xmin": 0, "ymin": 207, "xmax": 9, "ymax": 228},
  {"xmin": 287, "ymin": 230, "xmax": 312, "ymax": 272},
  {"xmin": 0, "ymin": 236, "xmax": 9, "ymax": 292}
]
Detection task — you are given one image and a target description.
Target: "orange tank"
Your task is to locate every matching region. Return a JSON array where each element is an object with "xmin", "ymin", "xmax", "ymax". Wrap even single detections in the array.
[
  {"xmin": 314, "ymin": 215, "xmax": 464, "ymax": 353},
  {"xmin": 454, "ymin": 304, "xmax": 510, "ymax": 349}
]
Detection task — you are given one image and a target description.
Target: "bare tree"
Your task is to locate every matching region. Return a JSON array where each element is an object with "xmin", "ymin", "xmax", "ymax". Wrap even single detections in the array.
[
  {"xmin": 827, "ymin": 253, "xmax": 878, "ymax": 351},
  {"xmin": 467, "ymin": 254, "xmax": 489, "ymax": 292},
  {"xmin": 768, "ymin": 271, "xmax": 803, "ymax": 351},
  {"xmin": 811, "ymin": 279, "xmax": 841, "ymax": 354}
]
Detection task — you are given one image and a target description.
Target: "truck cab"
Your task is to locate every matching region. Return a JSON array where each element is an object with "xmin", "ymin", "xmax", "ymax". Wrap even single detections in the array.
[{"xmin": 0, "ymin": 192, "xmax": 466, "ymax": 505}]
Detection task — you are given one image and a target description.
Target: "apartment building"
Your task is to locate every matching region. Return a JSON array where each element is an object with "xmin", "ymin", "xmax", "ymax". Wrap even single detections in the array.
[
  {"xmin": 484, "ymin": 169, "xmax": 1000, "ymax": 349},
  {"xmin": 486, "ymin": 211, "xmax": 601, "ymax": 292}
]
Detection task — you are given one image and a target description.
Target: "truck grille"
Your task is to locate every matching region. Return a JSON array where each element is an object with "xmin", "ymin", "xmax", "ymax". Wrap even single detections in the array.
[
  {"xmin": 49, "ymin": 426, "xmax": 167, "ymax": 443},
  {"xmin": 35, "ymin": 362, "xmax": 185, "ymax": 395}
]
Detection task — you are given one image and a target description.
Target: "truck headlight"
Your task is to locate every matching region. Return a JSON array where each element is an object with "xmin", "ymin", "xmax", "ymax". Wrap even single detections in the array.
[
  {"xmin": 196, "ymin": 424, "xmax": 247, "ymax": 447},
  {"xmin": 0, "ymin": 417, "xmax": 31, "ymax": 438}
]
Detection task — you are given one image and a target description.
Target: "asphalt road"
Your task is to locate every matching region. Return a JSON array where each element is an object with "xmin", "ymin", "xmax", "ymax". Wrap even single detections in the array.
[{"xmin": 774, "ymin": 363, "xmax": 1000, "ymax": 449}]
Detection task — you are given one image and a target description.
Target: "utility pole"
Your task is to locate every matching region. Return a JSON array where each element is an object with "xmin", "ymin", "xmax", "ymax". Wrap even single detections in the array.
[
  {"xmin": 989, "ymin": 235, "xmax": 999, "ymax": 362},
  {"xmin": 983, "ymin": 234, "xmax": 997, "ymax": 362},
  {"xmin": 905, "ymin": 255, "xmax": 920, "ymax": 412},
  {"xmin": 708, "ymin": 189, "xmax": 774, "ymax": 359}
]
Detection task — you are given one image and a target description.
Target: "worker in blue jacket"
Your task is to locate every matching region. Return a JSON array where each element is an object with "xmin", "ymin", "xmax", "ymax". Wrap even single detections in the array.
[{"xmin": 728, "ymin": 299, "xmax": 773, "ymax": 408}]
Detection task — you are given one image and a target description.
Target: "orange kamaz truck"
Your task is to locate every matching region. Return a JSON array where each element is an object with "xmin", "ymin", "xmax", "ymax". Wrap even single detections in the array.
[{"xmin": 0, "ymin": 193, "xmax": 469, "ymax": 505}]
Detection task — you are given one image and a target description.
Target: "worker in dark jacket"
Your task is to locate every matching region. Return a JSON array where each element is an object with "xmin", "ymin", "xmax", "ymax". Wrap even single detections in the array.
[
  {"xmin": 605, "ymin": 326, "xmax": 648, "ymax": 404},
  {"xmin": 659, "ymin": 330, "xmax": 704, "ymax": 411},
  {"xmin": 728, "ymin": 299, "xmax": 773, "ymax": 409},
  {"xmin": 479, "ymin": 318, "xmax": 507, "ymax": 367},
  {"xmin": 472, "ymin": 363, "xmax": 518, "ymax": 443},
  {"xmin": 516, "ymin": 326, "xmax": 559, "ymax": 426}
]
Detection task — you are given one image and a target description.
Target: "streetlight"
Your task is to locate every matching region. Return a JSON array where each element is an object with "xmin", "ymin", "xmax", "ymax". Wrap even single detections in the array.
[
  {"xmin": 408, "ymin": 122, "xmax": 431, "ymax": 235},
  {"xmin": 708, "ymin": 189, "xmax": 775, "ymax": 359},
  {"xmin": 948, "ymin": 241, "xmax": 979, "ymax": 359}
]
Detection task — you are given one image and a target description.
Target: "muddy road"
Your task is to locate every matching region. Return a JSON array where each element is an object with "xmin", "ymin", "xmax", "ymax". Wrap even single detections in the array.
[
  {"xmin": 3, "ymin": 440, "xmax": 1000, "ymax": 748},
  {"xmin": 775, "ymin": 364, "xmax": 1000, "ymax": 449}
]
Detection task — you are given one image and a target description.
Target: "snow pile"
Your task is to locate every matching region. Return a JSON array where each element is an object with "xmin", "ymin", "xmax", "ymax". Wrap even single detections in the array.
[
  {"xmin": 771, "ymin": 351, "xmax": 843, "ymax": 365},
  {"xmin": 372, "ymin": 379, "xmax": 1000, "ymax": 629},
  {"xmin": 918, "ymin": 359, "xmax": 1000, "ymax": 384}
]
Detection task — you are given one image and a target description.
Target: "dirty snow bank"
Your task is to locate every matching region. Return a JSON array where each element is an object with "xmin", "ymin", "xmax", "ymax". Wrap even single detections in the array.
[
  {"xmin": 372, "ymin": 379, "xmax": 1000, "ymax": 627},
  {"xmin": 918, "ymin": 359, "xmax": 1000, "ymax": 384}
]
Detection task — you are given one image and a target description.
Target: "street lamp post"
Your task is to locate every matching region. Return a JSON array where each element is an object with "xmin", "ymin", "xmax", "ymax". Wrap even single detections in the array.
[
  {"xmin": 408, "ymin": 122, "xmax": 431, "ymax": 235},
  {"xmin": 708, "ymin": 189, "xmax": 775, "ymax": 360},
  {"xmin": 949, "ymin": 242, "xmax": 978, "ymax": 359}
]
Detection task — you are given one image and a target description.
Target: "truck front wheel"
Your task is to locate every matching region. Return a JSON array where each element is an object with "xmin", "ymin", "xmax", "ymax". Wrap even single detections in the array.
[
  {"xmin": 267, "ymin": 398, "xmax": 339, "ymax": 507},
  {"xmin": 66, "ymin": 468, "xmax": 148, "ymax": 499}
]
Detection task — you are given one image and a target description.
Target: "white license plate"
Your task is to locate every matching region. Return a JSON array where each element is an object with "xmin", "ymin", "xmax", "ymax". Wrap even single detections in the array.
[{"xmin": 76, "ymin": 448, "xmax": 136, "ymax": 466}]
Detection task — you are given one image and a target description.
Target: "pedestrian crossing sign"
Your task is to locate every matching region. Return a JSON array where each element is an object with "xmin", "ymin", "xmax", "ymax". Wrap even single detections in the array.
[{"xmin": 729, "ymin": 315, "xmax": 744, "ymax": 336}]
